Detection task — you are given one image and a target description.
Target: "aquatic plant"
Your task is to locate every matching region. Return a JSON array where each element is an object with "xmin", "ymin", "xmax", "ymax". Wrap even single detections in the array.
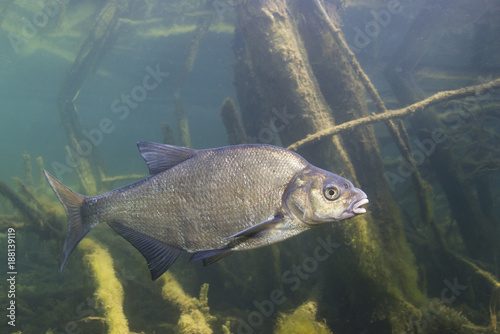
[
  {"xmin": 1, "ymin": 0, "xmax": 499, "ymax": 333},
  {"xmin": 79, "ymin": 238, "xmax": 129, "ymax": 334},
  {"xmin": 274, "ymin": 301, "xmax": 332, "ymax": 334},
  {"xmin": 160, "ymin": 273, "xmax": 216, "ymax": 334}
]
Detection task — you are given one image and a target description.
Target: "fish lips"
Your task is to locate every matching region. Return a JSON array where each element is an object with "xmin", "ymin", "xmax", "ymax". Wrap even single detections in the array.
[
  {"xmin": 306, "ymin": 196, "xmax": 369, "ymax": 223},
  {"xmin": 343, "ymin": 197, "xmax": 369, "ymax": 219},
  {"xmin": 352, "ymin": 198, "xmax": 369, "ymax": 214}
]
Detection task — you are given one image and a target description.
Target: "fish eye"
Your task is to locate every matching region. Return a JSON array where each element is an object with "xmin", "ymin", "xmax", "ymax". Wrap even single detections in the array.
[{"xmin": 324, "ymin": 186, "xmax": 340, "ymax": 201}]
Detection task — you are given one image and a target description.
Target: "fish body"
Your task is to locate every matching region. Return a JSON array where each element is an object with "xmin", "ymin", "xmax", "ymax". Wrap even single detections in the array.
[{"xmin": 45, "ymin": 143, "xmax": 368, "ymax": 280}]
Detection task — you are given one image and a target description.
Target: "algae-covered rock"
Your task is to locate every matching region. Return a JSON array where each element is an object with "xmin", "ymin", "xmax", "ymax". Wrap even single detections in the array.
[{"xmin": 274, "ymin": 301, "xmax": 333, "ymax": 334}]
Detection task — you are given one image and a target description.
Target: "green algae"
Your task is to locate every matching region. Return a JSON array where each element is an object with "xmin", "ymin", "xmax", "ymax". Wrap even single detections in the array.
[
  {"xmin": 79, "ymin": 238, "xmax": 130, "ymax": 334},
  {"xmin": 274, "ymin": 301, "xmax": 333, "ymax": 334}
]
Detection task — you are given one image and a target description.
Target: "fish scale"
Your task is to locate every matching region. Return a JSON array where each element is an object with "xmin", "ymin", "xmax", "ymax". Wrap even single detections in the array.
[{"xmin": 45, "ymin": 142, "xmax": 368, "ymax": 280}]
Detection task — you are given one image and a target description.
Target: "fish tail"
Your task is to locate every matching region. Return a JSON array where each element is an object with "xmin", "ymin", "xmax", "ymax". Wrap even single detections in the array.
[{"xmin": 44, "ymin": 170, "xmax": 94, "ymax": 276}]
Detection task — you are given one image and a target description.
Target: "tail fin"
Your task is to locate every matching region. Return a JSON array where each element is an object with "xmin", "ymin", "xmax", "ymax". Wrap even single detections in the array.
[{"xmin": 44, "ymin": 170, "xmax": 94, "ymax": 276}]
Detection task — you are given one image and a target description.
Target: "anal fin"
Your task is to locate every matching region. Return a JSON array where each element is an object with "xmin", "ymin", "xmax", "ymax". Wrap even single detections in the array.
[
  {"xmin": 190, "ymin": 248, "xmax": 234, "ymax": 266},
  {"xmin": 108, "ymin": 222, "xmax": 181, "ymax": 280}
]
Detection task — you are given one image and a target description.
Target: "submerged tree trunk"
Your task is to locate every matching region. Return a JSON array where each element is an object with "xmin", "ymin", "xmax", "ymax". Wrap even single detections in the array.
[
  {"xmin": 233, "ymin": 0, "xmax": 425, "ymax": 332},
  {"xmin": 56, "ymin": 0, "xmax": 130, "ymax": 194},
  {"xmin": 384, "ymin": 0, "xmax": 499, "ymax": 264}
]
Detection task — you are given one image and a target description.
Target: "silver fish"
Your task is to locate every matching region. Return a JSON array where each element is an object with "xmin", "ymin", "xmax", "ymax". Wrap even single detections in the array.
[{"xmin": 45, "ymin": 143, "xmax": 368, "ymax": 280}]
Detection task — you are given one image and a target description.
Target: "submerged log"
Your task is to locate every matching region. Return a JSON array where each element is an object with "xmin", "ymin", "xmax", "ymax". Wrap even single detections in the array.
[
  {"xmin": 233, "ymin": 27, "xmax": 279, "ymax": 145},
  {"xmin": 0, "ymin": 0, "xmax": 14, "ymax": 26},
  {"xmin": 234, "ymin": 0, "xmax": 424, "ymax": 331},
  {"xmin": 161, "ymin": 122, "xmax": 176, "ymax": 145},
  {"xmin": 80, "ymin": 239, "xmax": 130, "ymax": 334},
  {"xmin": 176, "ymin": 12, "xmax": 213, "ymax": 92},
  {"xmin": 235, "ymin": 0, "xmax": 349, "ymax": 172},
  {"xmin": 56, "ymin": 0, "xmax": 131, "ymax": 193},
  {"xmin": 22, "ymin": 152, "xmax": 34, "ymax": 190},
  {"xmin": 172, "ymin": 9, "xmax": 213, "ymax": 148},
  {"xmin": 0, "ymin": 180, "xmax": 61, "ymax": 239},
  {"xmin": 36, "ymin": 156, "xmax": 46, "ymax": 192},
  {"xmin": 384, "ymin": 0, "xmax": 499, "ymax": 264},
  {"xmin": 174, "ymin": 93, "xmax": 192, "ymax": 148},
  {"xmin": 220, "ymin": 98, "xmax": 247, "ymax": 145},
  {"xmin": 310, "ymin": 0, "xmax": 434, "ymax": 226},
  {"xmin": 0, "ymin": 181, "xmax": 43, "ymax": 227}
]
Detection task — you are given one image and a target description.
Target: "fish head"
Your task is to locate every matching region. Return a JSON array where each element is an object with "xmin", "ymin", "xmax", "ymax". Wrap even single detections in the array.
[{"xmin": 285, "ymin": 166, "xmax": 369, "ymax": 225}]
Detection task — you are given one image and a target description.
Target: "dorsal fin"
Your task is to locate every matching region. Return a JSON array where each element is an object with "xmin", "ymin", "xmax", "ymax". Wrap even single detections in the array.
[{"xmin": 137, "ymin": 142, "xmax": 196, "ymax": 175}]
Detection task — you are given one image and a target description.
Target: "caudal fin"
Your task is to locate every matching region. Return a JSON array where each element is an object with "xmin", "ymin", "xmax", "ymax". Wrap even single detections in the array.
[{"xmin": 44, "ymin": 170, "xmax": 94, "ymax": 276}]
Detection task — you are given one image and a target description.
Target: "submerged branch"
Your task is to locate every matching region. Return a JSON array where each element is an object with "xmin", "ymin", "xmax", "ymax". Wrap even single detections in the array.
[
  {"xmin": 101, "ymin": 174, "xmax": 146, "ymax": 183},
  {"xmin": 312, "ymin": 0, "xmax": 387, "ymax": 114},
  {"xmin": 451, "ymin": 253, "xmax": 500, "ymax": 330},
  {"xmin": 313, "ymin": 0, "xmax": 434, "ymax": 226},
  {"xmin": 0, "ymin": 180, "xmax": 45, "ymax": 225},
  {"xmin": 80, "ymin": 238, "xmax": 130, "ymax": 334},
  {"xmin": 287, "ymin": 77, "xmax": 500, "ymax": 151}
]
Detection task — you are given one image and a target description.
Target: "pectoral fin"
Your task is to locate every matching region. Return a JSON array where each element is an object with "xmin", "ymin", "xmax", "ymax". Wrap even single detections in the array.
[
  {"xmin": 224, "ymin": 215, "xmax": 285, "ymax": 239},
  {"xmin": 190, "ymin": 215, "xmax": 290, "ymax": 266}
]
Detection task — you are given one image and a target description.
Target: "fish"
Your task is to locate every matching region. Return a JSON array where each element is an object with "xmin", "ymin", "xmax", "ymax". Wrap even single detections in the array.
[{"xmin": 44, "ymin": 142, "xmax": 369, "ymax": 280}]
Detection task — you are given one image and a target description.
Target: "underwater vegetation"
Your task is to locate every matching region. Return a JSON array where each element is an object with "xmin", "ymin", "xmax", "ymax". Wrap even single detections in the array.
[
  {"xmin": 274, "ymin": 301, "xmax": 333, "ymax": 334},
  {"xmin": 0, "ymin": 0, "xmax": 500, "ymax": 333},
  {"xmin": 160, "ymin": 273, "xmax": 216, "ymax": 334},
  {"xmin": 79, "ymin": 239, "xmax": 129, "ymax": 334}
]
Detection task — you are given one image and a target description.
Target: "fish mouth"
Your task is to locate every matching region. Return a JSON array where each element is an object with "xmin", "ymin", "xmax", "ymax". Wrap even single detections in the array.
[{"xmin": 350, "ymin": 198, "xmax": 369, "ymax": 215}]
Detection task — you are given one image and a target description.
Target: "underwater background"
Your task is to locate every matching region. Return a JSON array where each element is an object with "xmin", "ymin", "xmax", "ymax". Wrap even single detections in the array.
[{"xmin": 1, "ymin": 0, "xmax": 500, "ymax": 333}]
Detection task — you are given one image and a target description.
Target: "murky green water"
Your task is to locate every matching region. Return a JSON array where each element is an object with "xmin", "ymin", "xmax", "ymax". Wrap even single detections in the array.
[{"xmin": 1, "ymin": 1, "xmax": 499, "ymax": 333}]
